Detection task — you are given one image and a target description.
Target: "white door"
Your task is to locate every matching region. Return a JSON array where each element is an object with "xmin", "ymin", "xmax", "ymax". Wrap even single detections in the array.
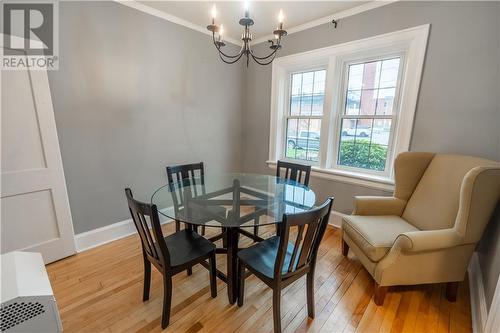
[{"xmin": 1, "ymin": 36, "xmax": 76, "ymax": 263}]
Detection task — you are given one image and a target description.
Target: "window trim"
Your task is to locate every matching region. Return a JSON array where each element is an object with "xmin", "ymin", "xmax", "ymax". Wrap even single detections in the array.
[{"xmin": 268, "ymin": 24, "xmax": 430, "ymax": 190}]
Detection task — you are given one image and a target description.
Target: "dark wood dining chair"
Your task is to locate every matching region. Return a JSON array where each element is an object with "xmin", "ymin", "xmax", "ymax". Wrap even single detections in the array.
[
  {"xmin": 166, "ymin": 162, "xmax": 208, "ymax": 236},
  {"xmin": 276, "ymin": 160, "xmax": 311, "ymax": 186},
  {"xmin": 125, "ymin": 188, "xmax": 217, "ymax": 329},
  {"xmin": 253, "ymin": 160, "xmax": 312, "ymax": 237},
  {"xmin": 238, "ymin": 197, "xmax": 334, "ymax": 333}
]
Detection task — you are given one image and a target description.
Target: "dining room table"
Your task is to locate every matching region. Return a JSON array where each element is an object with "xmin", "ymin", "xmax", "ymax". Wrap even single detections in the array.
[{"xmin": 151, "ymin": 172, "xmax": 316, "ymax": 304}]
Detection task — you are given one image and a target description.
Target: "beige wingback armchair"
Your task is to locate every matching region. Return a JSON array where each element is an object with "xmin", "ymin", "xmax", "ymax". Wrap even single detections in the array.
[{"xmin": 341, "ymin": 152, "xmax": 500, "ymax": 305}]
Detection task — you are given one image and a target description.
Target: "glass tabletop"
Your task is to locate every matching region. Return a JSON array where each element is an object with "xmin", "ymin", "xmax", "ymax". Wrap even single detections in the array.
[{"xmin": 151, "ymin": 173, "xmax": 316, "ymax": 228}]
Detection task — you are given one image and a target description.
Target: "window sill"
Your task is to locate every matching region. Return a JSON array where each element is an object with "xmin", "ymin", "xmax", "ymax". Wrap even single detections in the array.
[{"xmin": 266, "ymin": 160, "xmax": 395, "ymax": 191}]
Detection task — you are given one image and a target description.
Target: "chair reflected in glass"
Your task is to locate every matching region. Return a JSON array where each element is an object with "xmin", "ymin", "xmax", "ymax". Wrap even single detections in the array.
[
  {"xmin": 253, "ymin": 160, "xmax": 312, "ymax": 237},
  {"xmin": 166, "ymin": 162, "xmax": 207, "ymax": 235},
  {"xmin": 237, "ymin": 197, "xmax": 334, "ymax": 333},
  {"xmin": 125, "ymin": 188, "xmax": 217, "ymax": 329}
]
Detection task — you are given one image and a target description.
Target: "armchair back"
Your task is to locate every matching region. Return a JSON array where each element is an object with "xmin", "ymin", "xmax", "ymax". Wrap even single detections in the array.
[{"xmin": 394, "ymin": 153, "xmax": 499, "ymax": 234}]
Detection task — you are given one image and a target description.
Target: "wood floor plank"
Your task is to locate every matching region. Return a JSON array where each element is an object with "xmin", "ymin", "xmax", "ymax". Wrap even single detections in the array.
[{"xmin": 45, "ymin": 224, "xmax": 472, "ymax": 333}]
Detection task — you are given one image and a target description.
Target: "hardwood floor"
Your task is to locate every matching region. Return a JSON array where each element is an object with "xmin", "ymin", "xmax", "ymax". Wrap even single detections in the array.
[{"xmin": 46, "ymin": 224, "xmax": 472, "ymax": 332}]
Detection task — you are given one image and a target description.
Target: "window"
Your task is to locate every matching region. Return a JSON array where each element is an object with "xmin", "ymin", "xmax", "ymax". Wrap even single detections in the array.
[
  {"xmin": 269, "ymin": 25, "xmax": 429, "ymax": 189},
  {"xmin": 285, "ymin": 70, "xmax": 326, "ymax": 162},
  {"xmin": 337, "ymin": 57, "xmax": 401, "ymax": 173}
]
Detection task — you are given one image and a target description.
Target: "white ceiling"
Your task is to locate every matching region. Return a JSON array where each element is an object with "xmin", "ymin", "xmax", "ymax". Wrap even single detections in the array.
[{"xmin": 138, "ymin": 1, "xmax": 370, "ymax": 43}]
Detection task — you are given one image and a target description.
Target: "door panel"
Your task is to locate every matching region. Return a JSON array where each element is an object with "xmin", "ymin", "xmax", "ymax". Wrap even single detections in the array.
[
  {"xmin": 1, "ymin": 190, "xmax": 60, "ymax": 252},
  {"xmin": 1, "ymin": 39, "xmax": 76, "ymax": 263},
  {"xmin": 2, "ymin": 64, "xmax": 47, "ymax": 172}
]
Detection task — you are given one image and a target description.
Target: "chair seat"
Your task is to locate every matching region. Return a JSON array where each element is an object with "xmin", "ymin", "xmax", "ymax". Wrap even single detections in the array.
[
  {"xmin": 342, "ymin": 215, "xmax": 419, "ymax": 262},
  {"xmin": 156, "ymin": 229, "xmax": 215, "ymax": 267},
  {"xmin": 237, "ymin": 236, "xmax": 297, "ymax": 279}
]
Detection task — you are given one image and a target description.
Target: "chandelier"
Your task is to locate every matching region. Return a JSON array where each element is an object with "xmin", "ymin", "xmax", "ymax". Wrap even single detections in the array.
[{"xmin": 207, "ymin": 3, "xmax": 287, "ymax": 66}]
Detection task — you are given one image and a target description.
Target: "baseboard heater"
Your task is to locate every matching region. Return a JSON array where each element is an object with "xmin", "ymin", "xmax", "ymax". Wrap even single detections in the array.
[{"xmin": 1, "ymin": 251, "xmax": 62, "ymax": 332}]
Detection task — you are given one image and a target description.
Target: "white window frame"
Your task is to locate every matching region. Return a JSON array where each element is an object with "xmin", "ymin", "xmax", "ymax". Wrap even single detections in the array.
[
  {"xmin": 282, "ymin": 67, "xmax": 328, "ymax": 166},
  {"xmin": 268, "ymin": 25, "xmax": 430, "ymax": 190}
]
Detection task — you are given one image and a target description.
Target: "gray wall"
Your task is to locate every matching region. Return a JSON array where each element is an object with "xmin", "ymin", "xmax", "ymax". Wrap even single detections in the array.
[
  {"xmin": 243, "ymin": 1, "xmax": 500, "ymax": 213},
  {"xmin": 48, "ymin": 2, "xmax": 244, "ymax": 233}
]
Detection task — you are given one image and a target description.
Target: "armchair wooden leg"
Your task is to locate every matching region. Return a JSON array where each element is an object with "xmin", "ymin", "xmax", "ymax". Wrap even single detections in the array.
[
  {"xmin": 446, "ymin": 281, "xmax": 459, "ymax": 302},
  {"xmin": 374, "ymin": 283, "xmax": 388, "ymax": 306},
  {"xmin": 342, "ymin": 240, "xmax": 349, "ymax": 257}
]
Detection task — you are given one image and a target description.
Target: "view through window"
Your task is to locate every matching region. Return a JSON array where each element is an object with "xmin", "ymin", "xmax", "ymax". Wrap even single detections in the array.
[
  {"xmin": 337, "ymin": 58, "xmax": 400, "ymax": 171},
  {"xmin": 285, "ymin": 69, "xmax": 326, "ymax": 162}
]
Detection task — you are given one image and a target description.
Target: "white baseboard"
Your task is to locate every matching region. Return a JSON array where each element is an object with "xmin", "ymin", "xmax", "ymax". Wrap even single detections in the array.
[
  {"xmin": 468, "ymin": 252, "xmax": 488, "ymax": 333},
  {"xmin": 75, "ymin": 209, "xmax": 345, "ymax": 253},
  {"xmin": 484, "ymin": 274, "xmax": 500, "ymax": 333},
  {"xmin": 75, "ymin": 218, "xmax": 173, "ymax": 252},
  {"xmin": 329, "ymin": 210, "xmax": 345, "ymax": 229}
]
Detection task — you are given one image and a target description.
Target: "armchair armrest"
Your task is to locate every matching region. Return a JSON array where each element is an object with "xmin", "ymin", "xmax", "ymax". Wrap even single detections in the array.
[
  {"xmin": 353, "ymin": 196, "xmax": 406, "ymax": 216},
  {"xmin": 394, "ymin": 228, "xmax": 464, "ymax": 252}
]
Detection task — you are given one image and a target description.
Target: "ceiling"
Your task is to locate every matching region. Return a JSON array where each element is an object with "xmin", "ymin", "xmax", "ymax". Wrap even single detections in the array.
[{"xmin": 138, "ymin": 1, "xmax": 369, "ymax": 43}]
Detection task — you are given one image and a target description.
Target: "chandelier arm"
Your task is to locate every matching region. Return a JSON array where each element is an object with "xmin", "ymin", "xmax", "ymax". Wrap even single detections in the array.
[
  {"xmin": 212, "ymin": 33, "xmax": 244, "ymax": 59},
  {"xmin": 251, "ymin": 52, "xmax": 277, "ymax": 66},
  {"xmin": 248, "ymin": 47, "xmax": 279, "ymax": 60},
  {"xmin": 219, "ymin": 51, "xmax": 245, "ymax": 64}
]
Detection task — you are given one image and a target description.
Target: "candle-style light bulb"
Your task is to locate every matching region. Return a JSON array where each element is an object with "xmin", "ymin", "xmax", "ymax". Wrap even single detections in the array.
[
  {"xmin": 244, "ymin": 1, "xmax": 249, "ymax": 18},
  {"xmin": 278, "ymin": 9, "xmax": 284, "ymax": 30},
  {"xmin": 219, "ymin": 24, "xmax": 224, "ymax": 40},
  {"xmin": 211, "ymin": 4, "xmax": 217, "ymax": 20}
]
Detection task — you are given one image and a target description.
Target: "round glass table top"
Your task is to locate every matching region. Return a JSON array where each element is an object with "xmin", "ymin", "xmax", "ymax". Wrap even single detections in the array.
[{"xmin": 151, "ymin": 173, "xmax": 316, "ymax": 228}]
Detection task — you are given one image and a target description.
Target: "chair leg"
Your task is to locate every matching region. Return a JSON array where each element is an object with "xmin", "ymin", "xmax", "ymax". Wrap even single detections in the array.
[
  {"xmin": 374, "ymin": 283, "xmax": 388, "ymax": 306},
  {"xmin": 237, "ymin": 262, "xmax": 245, "ymax": 307},
  {"xmin": 222, "ymin": 228, "xmax": 228, "ymax": 248},
  {"xmin": 161, "ymin": 275, "xmax": 173, "ymax": 329},
  {"xmin": 175, "ymin": 220, "xmax": 180, "ymax": 232},
  {"xmin": 275, "ymin": 224, "xmax": 281, "ymax": 237},
  {"xmin": 446, "ymin": 281, "xmax": 459, "ymax": 302},
  {"xmin": 306, "ymin": 271, "xmax": 315, "ymax": 318},
  {"xmin": 201, "ymin": 225, "xmax": 206, "ymax": 236},
  {"xmin": 253, "ymin": 216, "xmax": 260, "ymax": 238},
  {"xmin": 142, "ymin": 255, "xmax": 151, "ymax": 301},
  {"xmin": 342, "ymin": 240, "xmax": 349, "ymax": 257},
  {"xmin": 209, "ymin": 253, "xmax": 217, "ymax": 298},
  {"xmin": 272, "ymin": 289, "xmax": 282, "ymax": 333},
  {"xmin": 187, "ymin": 267, "xmax": 193, "ymax": 276}
]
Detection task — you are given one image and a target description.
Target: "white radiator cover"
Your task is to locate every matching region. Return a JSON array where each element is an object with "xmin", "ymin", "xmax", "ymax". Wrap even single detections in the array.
[{"xmin": 1, "ymin": 252, "xmax": 62, "ymax": 332}]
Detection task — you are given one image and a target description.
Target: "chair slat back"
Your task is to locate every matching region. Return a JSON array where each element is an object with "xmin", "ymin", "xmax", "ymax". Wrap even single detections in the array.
[
  {"xmin": 166, "ymin": 162, "xmax": 205, "ymax": 206},
  {"xmin": 275, "ymin": 197, "xmax": 333, "ymax": 278},
  {"xmin": 125, "ymin": 188, "xmax": 170, "ymax": 268},
  {"xmin": 276, "ymin": 160, "xmax": 311, "ymax": 186}
]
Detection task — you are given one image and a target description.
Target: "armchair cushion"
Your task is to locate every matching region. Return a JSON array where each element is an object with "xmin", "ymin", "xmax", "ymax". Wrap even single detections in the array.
[{"xmin": 342, "ymin": 215, "xmax": 419, "ymax": 262}]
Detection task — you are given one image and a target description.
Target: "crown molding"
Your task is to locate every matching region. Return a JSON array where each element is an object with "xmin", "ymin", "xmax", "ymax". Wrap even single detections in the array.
[
  {"xmin": 252, "ymin": 0, "xmax": 399, "ymax": 45},
  {"xmin": 115, "ymin": 0, "xmax": 398, "ymax": 49},
  {"xmin": 114, "ymin": 0, "xmax": 242, "ymax": 46}
]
